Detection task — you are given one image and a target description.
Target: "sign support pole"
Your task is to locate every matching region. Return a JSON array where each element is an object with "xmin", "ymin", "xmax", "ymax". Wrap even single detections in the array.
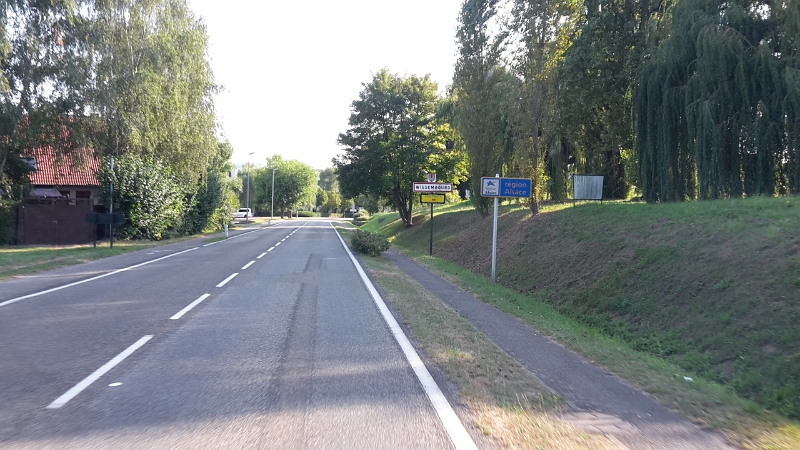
[
  {"xmin": 429, "ymin": 203, "xmax": 434, "ymax": 256},
  {"xmin": 109, "ymin": 157, "xmax": 114, "ymax": 249},
  {"xmin": 491, "ymin": 174, "xmax": 499, "ymax": 283}
]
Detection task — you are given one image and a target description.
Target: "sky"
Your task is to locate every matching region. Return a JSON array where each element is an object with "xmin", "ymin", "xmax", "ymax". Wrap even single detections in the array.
[{"xmin": 187, "ymin": 0, "xmax": 464, "ymax": 171}]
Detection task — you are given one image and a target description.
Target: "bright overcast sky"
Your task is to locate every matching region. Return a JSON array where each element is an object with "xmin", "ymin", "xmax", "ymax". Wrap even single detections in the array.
[{"xmin": 188, "ymin": 0, "xmax": 464, "ymax": 171}]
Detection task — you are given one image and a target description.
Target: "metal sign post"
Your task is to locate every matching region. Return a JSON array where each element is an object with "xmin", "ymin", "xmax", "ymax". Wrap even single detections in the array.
[
  {"xmin": 419, "ymin": 193, "xmax": 446, "ymax": 256},
  {"xmin": 481, "ymin": 175, "xmax": 532, "ymax": 283}
]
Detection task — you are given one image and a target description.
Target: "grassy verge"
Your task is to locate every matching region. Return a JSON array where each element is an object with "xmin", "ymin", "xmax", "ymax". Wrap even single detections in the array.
[
  {"xmin": 0, "ymin": 231, "xmax": 227, "ymax": 280},
  {"xmin": 336, "ymin": 226, "xmax": 619, "ymax": 449},
  {"xmin": 359, "ymin": 198, "xmax": 800, "ymax": 449},
  {"xmin": 0, "ymin": 241, "xmax": 165, "ymax": 280}
]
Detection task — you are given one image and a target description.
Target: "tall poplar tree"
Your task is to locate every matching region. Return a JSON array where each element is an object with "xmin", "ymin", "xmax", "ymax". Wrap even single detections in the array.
[{"xmin": 452, "ymin": 0, "xmax": 510, "ymax": 215}]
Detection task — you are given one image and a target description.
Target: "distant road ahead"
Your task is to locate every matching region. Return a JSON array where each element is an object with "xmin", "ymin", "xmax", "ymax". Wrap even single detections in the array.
[{"xmin": 0, "ymin": 221, "xmax": 477, "ymax": 449}]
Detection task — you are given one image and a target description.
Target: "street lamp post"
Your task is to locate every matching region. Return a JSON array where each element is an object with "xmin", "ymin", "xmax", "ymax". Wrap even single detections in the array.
[
  {"xmin": 245, "ymin": 152, "xmax": 254, "ymax": 223},
  {"xmin": 270, "ymin": 167, "xmax": 278, "ymax": 225}
]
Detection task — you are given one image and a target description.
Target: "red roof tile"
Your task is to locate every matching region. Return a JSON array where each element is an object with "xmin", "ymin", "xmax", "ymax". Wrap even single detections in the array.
[{"xmin": 25, "ymin": 147, "xmax": 101, "ymax": 187}]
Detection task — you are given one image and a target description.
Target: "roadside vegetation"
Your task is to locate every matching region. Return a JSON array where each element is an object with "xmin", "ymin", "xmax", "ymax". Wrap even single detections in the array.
[{"xmin": 357, "ymin": 197, "xmax": 800, "ymax": 449}]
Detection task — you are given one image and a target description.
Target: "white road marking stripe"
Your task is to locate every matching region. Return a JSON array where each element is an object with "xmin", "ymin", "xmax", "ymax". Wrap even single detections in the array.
[
  {"xmin": 216, "ymin": 273, "xmax": 238, "ymax": 287},
  {"xmin": 332, "ymin": 224, "xmax": 478, "ymax": 450},
  {"xmin": 47, "ymin": 335, "xmax": 153, "ymax": 409},
  {"xmin": 267, "ymin": 247, "xmax": 275, "ymax": 252},
  {"xmin": 275, "ymin": 242, "xmax": 281, "ymax": 246},
  {"xmin": 241, "ymin": 261, "xmax": 255, "ymax": 270},
  {"xmin": 257, "ymin": 252, "xmax": 267, "ymax": 259},
  {"xmin": 1, "ymin": 248, "xmax": 198, "ymax": 308},
  {"xmin": 170, "ymin": 293, "xmax": 211, "ymax": 320},
  {"xmin": 202, "ymin": 242, "xmax": 216, "ymax": 247}
]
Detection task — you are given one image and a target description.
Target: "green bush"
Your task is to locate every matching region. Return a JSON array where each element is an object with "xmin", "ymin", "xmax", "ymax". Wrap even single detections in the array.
[
  {"xmin": 296, "ymin": 210, "xmax": 319, "ymax": 217},
  {"xmin": 0, "ymin": 200, "xmax": 17, "ymax": 245},
  {"xmin": 100, "ymin": 154, "xmax": 183, "ymax": 240},
  {"xmin": 350, "ymin": 229, "xmax": 390, "ymax": 256},
  {"xmin": 354, "ymin": 209, "xmax": 370, "ymax": 221}
]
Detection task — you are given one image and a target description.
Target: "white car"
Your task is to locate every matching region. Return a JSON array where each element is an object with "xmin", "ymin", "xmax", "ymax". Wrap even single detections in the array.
[{"xmin": 233, "ymin": 208, "xmax": 251, "ymax": 219}]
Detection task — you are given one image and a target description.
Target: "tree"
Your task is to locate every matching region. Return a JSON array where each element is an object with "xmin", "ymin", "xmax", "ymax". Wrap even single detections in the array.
[
  {"xmin": 334, "ymin": 69, "xmax": 443, "ymax": 227},
  {"xmin": 318, "ymin": 167, "xmax": 338, "ymax": 192},
  {"xmin": 554, "ymin": 0, "xmax": 642, "ymax": 199},
  {"xmin": 0, "ymin": 0, "xmax": 93, "ymax": 198},
  {"xmin": 452, "ymin": 0, "xmax": 509, "ymax": 216},
  {"xmin": 634, "ymin": 0, "xmax": 799, "ymax": 201},
  {"xmin": 315, "ymin": 188, "xmax": 328, "ymax": 211},
  {"xmin": 254, "ymin": 156, "xmax": 317, "ymax": 218},
  {"xmin": 87, "ymin": 0, "xmax": 218, "ymax": 186},
  {"xmin": 101, "ymin": 153, "xmax": 183, "ymax": 240},
  {"xmin": 322, "ymin": 190, "xmax": 341, "ymax": 216}
]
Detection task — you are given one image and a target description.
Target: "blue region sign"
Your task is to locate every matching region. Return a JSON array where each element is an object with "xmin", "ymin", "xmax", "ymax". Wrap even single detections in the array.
[{"xmin": 481, "ymin": 177, "xmax": 532, "ymax": 198}]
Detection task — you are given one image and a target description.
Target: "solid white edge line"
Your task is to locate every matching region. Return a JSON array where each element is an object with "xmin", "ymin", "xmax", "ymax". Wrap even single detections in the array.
[
  {"xmin": 216, "ymin": 273, "xmax": 238, "ymax": 288},
  {"xmin": 241, "ymin": 261, "xmax": 255, "ymax": 270},
  {"xmin": 170, "ymin": 293, "xmax": 211, "ymax": 320},
  {"xmin": 257, "ymin": 252, "xmax": 267, "ymax": 259},
  {"xmin": 1, "ymin": 248, "xmax": 199, "ymax": 308},
  {"xmin": 47, "ymin": 335, "xmax": 153, "ymax": 409},
  {"xmin": 330, "ymin": 223, "xmax": 478, "ymax": 450}
]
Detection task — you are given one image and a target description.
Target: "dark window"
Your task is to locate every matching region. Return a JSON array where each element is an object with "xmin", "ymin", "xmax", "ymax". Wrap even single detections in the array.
[
  {"xmin": 76, "ymin": 190, "xmax": 91, "ymax": 198},
  {"xmin": 59, "ymin": 190, "xmax": 70, "ymax": 198}
]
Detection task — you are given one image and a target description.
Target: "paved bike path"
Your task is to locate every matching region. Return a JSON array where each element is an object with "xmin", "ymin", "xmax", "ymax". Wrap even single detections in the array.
[{"xmin": 384, "ymin": 250, "xmax": 735, "ymax": 450}]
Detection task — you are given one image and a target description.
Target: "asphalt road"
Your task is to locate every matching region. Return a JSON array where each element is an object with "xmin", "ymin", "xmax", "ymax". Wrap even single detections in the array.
[{"xmin": 0, "ymin": 221, "xmax": 477, "ymax": 449}]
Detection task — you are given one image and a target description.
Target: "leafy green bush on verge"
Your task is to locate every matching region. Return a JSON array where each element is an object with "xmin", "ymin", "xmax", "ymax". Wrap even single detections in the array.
[
  {"xmin": 296, "ymin": 211, "xmax": 319, "ymax": 217},
  {"xmin": 354, "ymin": 209, "xmax": 370, "ymax": 221},
  {"xmin": 0, "ymin": 200, "xmax": 17, "ymax": 245},
  {"xmin": 350, "ymin": 229, "xmax": 389, "ymax": 256}
]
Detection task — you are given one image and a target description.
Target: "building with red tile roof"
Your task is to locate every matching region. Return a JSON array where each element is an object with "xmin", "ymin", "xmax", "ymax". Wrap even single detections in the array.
[{"xmin": 24, "ymin": 147, "xmax": 103, "ymax": 204}]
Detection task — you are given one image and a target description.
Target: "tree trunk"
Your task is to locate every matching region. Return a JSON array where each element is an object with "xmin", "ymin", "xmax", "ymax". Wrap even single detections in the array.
[{"xmin": 393, "ymin": 185, "xmax": 412, "ymax": 227}]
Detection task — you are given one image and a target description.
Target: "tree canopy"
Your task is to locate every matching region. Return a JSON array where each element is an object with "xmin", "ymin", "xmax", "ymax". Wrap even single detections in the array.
[
  {"xmin": 334, "ymin": 69, "xmax": 452, "ymax": 227},
  {"xmin": 253, "ymin": 155, "xmax": 317, "ymax": 218}
]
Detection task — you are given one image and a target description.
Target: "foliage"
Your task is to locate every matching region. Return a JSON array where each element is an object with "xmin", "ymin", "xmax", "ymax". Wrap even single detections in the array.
[
  {"xmin": 334, "ymin": 69, "xmax": 448, "ymax": 227},
  {"xmin": 253, "ymin": 155, "xmax": 317, "ymax": 218},
  {"xmin": 349, "ymin": 229, "xmax": 390, "ymax": 256},
  {"xmin": 322, "ymin": 190, "xmax": 341, "ymax": 215},
  {"xmin": 451, "ymin": 0, "xmax": 508, "ymax": 216},
  {"xmin": 296, "ymin": 210, "xmax": 318, "ymax": 218},
  {"xmin": 555, "ymin": 0, "xmax": 643, "ymax": 199},
  {"xmin": 100, "ymin": 154, "xmax": 183, "ymax": 240},
  {"xmin": 315, "ymin": 188, "xmax": 327, "ymax": 210},
  {"xmin": 318, "ymin": 167, "xmax": 338, "ymax": 192},
  {"xmin": 353, "ymin": 209, "xmax": 370, "ymax": 221},
  {"xmin": 635, "ymin": 0, "xmax": 800, "ymax": 201},
  {"xmin": 88, "ymin": 0, "xmax": 218, "ymax": 187},
  {"xmin": 0, "ymin": 0, "xmax": 93, "ymax": 199},
  {"xmin": 183, "ymin": 168, "xmax": 225, "ymax": 234},
  {"xmin": 354, "ymin": 193, "xmax": 384, "ymax": 214},
  {"xmin": 0, "ymin": 200, "xmax": 16, "ymax": 244}
]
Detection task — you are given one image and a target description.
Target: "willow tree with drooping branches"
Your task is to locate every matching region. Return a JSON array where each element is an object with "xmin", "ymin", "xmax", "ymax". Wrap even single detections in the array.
[{"xmin": 635, "ymin": 0, "xmax": 800, "ymax": 201}]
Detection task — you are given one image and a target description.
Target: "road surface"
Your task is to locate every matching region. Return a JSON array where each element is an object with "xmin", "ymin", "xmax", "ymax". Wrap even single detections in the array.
[{"xmin": 0, "ymin": 221, "xmax": 478, "ymax": 449}]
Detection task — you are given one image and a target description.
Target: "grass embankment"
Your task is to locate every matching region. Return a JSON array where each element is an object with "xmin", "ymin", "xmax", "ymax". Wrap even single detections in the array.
[{"xmin": 361, "ymin": 197, "xmax": 800, "ymax": 449}]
